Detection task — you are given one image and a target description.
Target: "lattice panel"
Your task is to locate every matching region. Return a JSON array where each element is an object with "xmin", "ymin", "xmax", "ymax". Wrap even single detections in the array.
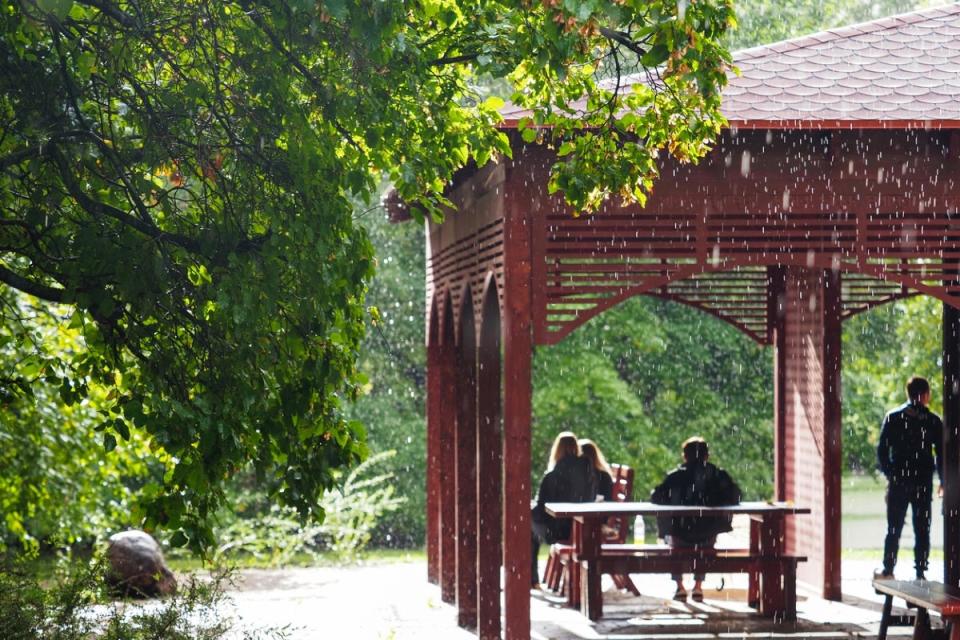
[{"xmin": 427, "ymin": 218, "xmax": 504, "ymax": 338}]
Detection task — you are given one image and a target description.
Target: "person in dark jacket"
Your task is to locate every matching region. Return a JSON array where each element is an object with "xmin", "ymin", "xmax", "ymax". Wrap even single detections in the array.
[
  {"xmin": 876, "ymin": 376, "xmax": 943, "ymax": 580},
  {"xmin": 579, "ymin": 438, "xmax": 614, "ymax": 502},
  {"xmin": 651, "ymin": 436, "xmax": 741, "ymax": 602},
  {"xmin": 530, "ymin": 432, "xmax": 594, "ymax": 587}
]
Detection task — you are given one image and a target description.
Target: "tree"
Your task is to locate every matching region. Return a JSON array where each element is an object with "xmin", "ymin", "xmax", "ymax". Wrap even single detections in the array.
[{"xmin": 1, "ymin": 0, "xmax": 734, "ymax": 549}]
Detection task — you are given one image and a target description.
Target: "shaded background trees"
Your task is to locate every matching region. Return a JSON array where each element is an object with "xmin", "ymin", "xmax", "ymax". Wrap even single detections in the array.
[{"xmin": 0, "ymin": 0, "xmax": 944, "ymax": 553}]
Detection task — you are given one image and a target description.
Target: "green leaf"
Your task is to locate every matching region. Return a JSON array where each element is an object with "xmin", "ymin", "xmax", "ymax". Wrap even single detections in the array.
[{"xmin": 642, "ymin": 44, "xmax": 671, "ymax": 67}]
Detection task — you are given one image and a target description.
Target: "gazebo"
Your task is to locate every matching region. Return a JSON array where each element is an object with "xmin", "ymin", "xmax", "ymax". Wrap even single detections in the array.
[{"xmin": 413, "ymin": 5, "xmax": 960, "ymax": 639}]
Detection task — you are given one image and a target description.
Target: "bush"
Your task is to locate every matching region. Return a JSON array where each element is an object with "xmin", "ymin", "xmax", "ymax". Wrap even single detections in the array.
[
  {"xmin": 0, "ymin": 558, "xmax": 286, "ymax": 640},
  {"xmin": 208, "ymin": 451, "xmax": 404, "ymax": 565}
]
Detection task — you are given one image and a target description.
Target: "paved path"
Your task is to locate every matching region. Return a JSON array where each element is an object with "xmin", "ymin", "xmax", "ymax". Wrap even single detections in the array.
[{"xmin": 222, "ymin": 559, "xmax": 932, "ymax": 639}]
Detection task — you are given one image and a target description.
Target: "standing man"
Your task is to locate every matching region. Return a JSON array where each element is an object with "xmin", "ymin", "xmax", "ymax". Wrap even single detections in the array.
[{"xmin": 877, "ymin": 376, "xmax": 943, "ymax": 580}]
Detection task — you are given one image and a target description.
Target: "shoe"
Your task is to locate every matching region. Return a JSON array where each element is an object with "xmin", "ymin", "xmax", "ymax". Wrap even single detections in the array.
[
  {"xmin": 691, "ymin": 587, "xmax": 704, "ymax": 602},
  {"xmin": 916, "ymin": 572, "xmax": 926, "ymax": 581},
  {"xmin": 673, "ymin": 586, "xmax": 687, "ymax": 601},
  {"xmin": 873, "ymin": 569, "xmax": 894, "ymax": 580}
]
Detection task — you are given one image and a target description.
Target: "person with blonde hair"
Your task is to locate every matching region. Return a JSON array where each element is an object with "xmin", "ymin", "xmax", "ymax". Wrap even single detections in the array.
[
  {"xmin": 579, "ymin": 438, "xmax": 614, "ymax": 502},
  {"xmin": 530, "ymin": 431, "xmax": 593, "ymax": 588}
]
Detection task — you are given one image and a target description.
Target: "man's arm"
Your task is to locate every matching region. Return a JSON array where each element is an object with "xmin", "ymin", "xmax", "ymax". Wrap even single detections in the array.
[
  {"xmin": 650, "ymin": 477, "xmax": 670, "ymax": 504},
  {"xmin": 877, "ymin": 413, "xmax": 892, "ymax": 477},
  {"xmin": 934, "ymin": 414, "xmax": 944, "ymax": 486}
]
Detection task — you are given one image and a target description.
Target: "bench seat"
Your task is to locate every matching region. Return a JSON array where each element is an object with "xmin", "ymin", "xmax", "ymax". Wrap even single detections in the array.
[
  {"xmin": 597, "ymin": 549, "xmax": 804, "ymax": 575},
  {"xmin": 873, "ymin": 578, "xmax": 960, "ymax": 640}
]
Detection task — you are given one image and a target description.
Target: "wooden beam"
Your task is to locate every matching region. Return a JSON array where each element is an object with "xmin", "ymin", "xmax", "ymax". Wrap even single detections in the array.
[
  {"xmin": 768, "ymin": 265, "xmax": 787, "ymax": 500},
  {"xmin": 426, "ymin": 336, "xmax": 441, "ymax": 584},
  {"xmin": 823, "ymin": 268, "xmax": 843, "ymax": 601},
  {"xmin": 943, "ymin": 299, "xmax": 960, "ymax": 587},
  {"xmin": 477, "ymin": 279, "xmax": 503, "ymax": 640},
  {"xmin": 456, "ymin": 296, "xmax": 478, "ymax": 629},
  {"xmin": 502, "ymin": 158, "xmax": 534, "ymax": 640},
  {"xmin": 439, "ymin": 298, "xmax": 458, "ymax": 603}
]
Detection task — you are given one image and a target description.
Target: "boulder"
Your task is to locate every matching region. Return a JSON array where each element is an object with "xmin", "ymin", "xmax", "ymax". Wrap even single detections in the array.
[{"xmin": 105, "ymin": 530, "xmax": 177, "ymax": 597}]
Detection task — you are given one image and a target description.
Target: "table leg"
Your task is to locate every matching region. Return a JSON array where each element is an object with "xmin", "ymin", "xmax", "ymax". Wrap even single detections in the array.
[
  {"xmin": 878, "ymin": 594, "xmax": 892, "ymax": 640},
  {"xmin": 758, "ymin": 513, "xmax": 786, "ymax": 618},
  {"xmin": 578, "ymin": 517, "xmax": 603, "ymax": 621},
  {"xmin": 912, "ymin": 607, "xmax": 930, "ymax": 640},
  {"xmin": 568, "ymin": 522, "xmax": 581, "ymax": 609}
]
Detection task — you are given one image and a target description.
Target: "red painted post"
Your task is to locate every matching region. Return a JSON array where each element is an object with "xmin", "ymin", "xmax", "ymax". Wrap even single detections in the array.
[
  {"xmin": 502, "ymin": 157, "xmax": 533, "ymax": 640},
  {"xmin": 822, "ymin": 268, "xmax": 843, "ymax": 601},
  {"xmin": 439, "ymin": 297, "xmax": 458, "ymax": 603},
  {"xmin": 456, "ymin": 294, "xmax": 478, "ymax": 629},
  {"xmin": 477, "ymin": 278, "xmax": 503, "ymax": 640},
  {"xmin": 943, "ymin": 297, "xmax": 960, "ymax": 587},
  {"xmin": 426, "ymin": 302, "xmax": 441, "ymax": 585},
  {"xmin": 768, "ymin": 265, "xmax": 788, "ymax": 501}
]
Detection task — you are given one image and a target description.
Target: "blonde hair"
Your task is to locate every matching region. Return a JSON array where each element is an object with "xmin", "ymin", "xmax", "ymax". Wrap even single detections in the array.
[
  {"xmin": 547, "ymin": 431, "xmax": 580, "ymax": 471},
  {"xmin": 578, "ymin": 438, "xmax": 612, "ymax": 476}
]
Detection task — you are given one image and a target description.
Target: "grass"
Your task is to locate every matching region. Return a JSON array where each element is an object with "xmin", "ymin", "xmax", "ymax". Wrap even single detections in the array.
[
  {"xmin": 6, "ymin": 546, "xmax": 427, "ymax": 585},
  {"xmin": 168, "ymin": 547, "xmax": 426, "ymax": 572}
]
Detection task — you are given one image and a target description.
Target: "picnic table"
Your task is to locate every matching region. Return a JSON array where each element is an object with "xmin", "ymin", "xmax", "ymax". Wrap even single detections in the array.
[{"xmin": 545, "ymin": 501, "xmax": 810, "ymax": 621}]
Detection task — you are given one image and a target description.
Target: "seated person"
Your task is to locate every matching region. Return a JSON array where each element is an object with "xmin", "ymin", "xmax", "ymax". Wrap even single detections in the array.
[
  {"xmin": 530, "ymin": 431, "xmax": 593, "ymax": 588},
  {"xmin": 579, "ymin": 438, "xmax": 614, "ymax": 502},
  {"xmin": 650, "ymin": 436, "xmax": 741, "ymax": 602}
]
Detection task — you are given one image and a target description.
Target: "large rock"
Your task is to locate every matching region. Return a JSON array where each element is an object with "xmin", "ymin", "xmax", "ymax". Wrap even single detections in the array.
[{"xmin": 106, "ymin": 530, "xmax": 177, "ymax": 597}]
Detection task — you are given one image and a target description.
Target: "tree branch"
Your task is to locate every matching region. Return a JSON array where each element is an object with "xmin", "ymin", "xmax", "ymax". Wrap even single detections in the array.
[
  {"xmin": 49, "ymin": 147, "xmax": 204, "ymax": 253},
  {"xmin": 0, "ymin": 263, "xmax": 68, "ymax": 303},
  {"xmin": 74, "ymin": 0, "xmax": 139, "ymax": 29},
  {"xmin": 599, "ymin": 26, "xmax": 647, "ymax": 57}
]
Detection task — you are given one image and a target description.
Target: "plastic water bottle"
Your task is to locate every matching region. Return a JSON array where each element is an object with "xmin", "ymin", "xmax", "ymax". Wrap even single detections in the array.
[{"xmin": 634, "ymin": 515, "xmax": 645, "ymax": 544}]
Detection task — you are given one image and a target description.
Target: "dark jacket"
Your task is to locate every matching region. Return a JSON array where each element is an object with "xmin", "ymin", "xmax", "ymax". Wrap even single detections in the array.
[
  {"xmin": 650, "ymin": 461, "xmax": 741, "ymax": 544},
  {"xmin": 877, "ymin": 401, "xmax": 943, "ymax": 483},
  {"xmin": 591, "ymin": 468, "xmax": 614, "ymax": 502},
  {"xmin": 531, "ymin": 455, "xmax": 594, "ymax": 543}
]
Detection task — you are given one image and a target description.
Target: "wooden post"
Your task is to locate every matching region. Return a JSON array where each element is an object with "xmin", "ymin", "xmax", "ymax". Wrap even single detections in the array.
[
  {"xmin": 426, "ymin": 302, "xmax": 441, "ymax": 585},
  {"xmin": 477, "ymin": 278, "xmax": 503, "ymax": 640},
  {"xmin": 439, "ymin": 297, "xmax": 458, "ymax": 603},
  {"xmin": 456, "ymin": 293, "xmax": 478, "ymax": 629},
  {"xmin": 768, "ymin": 265, "xmax": 788, "ymax": 501},
  {"xmin": 943, "ymin": 300, "xmax": 960, "ymax": 587},
  {"xmin": 823, "ymin": 268, "xmax": 843, "ymax": 601},
  {"xmin": 502, "ymin": 159, "xmax": 533, "ymax": 640}
]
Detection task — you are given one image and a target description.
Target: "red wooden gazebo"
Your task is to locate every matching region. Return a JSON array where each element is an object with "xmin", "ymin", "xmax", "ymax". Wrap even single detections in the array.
[{"xmin": 413, "ymin": 5, "xmax": 960, "ymax": 639}]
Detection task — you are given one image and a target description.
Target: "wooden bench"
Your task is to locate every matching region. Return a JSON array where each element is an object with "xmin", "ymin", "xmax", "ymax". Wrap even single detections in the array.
[
  {"xmin": 546, "ymin": 501, "xmax": 810, "ymax": 621},
  {"xmin": 597, "ymin": 546, "xmax": 805, "ymax": 619},
  {"xmin": 873, "ymin": 578, "xmax": 960, "ymax": 640}
]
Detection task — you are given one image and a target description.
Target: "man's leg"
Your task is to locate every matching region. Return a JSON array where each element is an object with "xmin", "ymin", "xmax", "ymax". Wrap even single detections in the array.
[
  {"xmin": 911, "ymin": 482, "xmax": 933, "ymax": 578},
  {"xmin": 883, "ymin": 480, "xmax": 910, "ymax": 574}
]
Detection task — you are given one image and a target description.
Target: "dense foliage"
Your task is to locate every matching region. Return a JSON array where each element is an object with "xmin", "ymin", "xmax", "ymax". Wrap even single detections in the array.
[
  {"xmin": 1, "ymin": 0, "xmax": 941, "ymax": 553},
  {"xmin": 1, "ymin": 0, "xmax": 734, "ymax": 550}
]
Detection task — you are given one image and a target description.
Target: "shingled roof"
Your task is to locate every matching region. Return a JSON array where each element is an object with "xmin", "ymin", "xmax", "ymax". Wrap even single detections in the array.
[{"xmin": 502, "ymin": 3, "xmax": 960, "ymax": 128}]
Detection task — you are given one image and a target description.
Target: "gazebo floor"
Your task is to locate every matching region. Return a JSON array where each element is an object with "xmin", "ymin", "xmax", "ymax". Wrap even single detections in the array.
[
  {"xmin": 529, "ymin": 559, "xmax": 911, "ymax": 639},
  {"xmin": 223, "ymin": 559, "xmax": 930, "ymax": 639}
]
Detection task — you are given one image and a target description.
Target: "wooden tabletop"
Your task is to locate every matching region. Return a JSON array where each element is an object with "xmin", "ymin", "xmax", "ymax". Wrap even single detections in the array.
[
  {"xmin": 872, "ymin": 579, "xmax": 960, "ymax": 615},
  {"xmin": 544, "ymin": 500, "xmax": 811, "ymax": 518}
]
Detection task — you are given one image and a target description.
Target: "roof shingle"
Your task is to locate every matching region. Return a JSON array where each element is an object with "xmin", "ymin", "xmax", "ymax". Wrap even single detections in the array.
[{"xmin": 723, "ymin": 3, "xmax": 960, "ymax": 125}]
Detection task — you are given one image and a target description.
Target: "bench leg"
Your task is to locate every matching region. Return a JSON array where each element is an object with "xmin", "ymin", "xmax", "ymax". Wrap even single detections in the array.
[
  {"xmin": 913, "ymin": 607, "xmax": 931, "ymax": 640},
  {"xmin": 879, "ymin": 594, "xmax": 893, "ymax": 640}
]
